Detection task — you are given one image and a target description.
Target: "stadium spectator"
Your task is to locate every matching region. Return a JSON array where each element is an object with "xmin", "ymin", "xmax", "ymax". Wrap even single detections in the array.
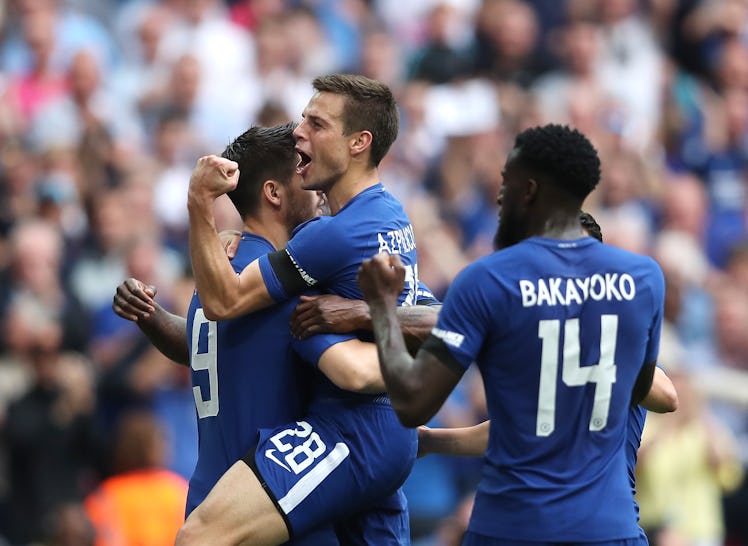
[
  {"xmin": 84, "ymin": 410, "xmax": 188, "ymax": 546},
  {"xmin": 4, "ymin": 313, "xmax": 101, "ymax": 545}
]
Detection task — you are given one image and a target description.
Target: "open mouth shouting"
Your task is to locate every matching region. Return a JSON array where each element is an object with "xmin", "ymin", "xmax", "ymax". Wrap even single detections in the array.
[{"xmin": 296, "ymin": 148, "xmax": 312, "ymax": 176}]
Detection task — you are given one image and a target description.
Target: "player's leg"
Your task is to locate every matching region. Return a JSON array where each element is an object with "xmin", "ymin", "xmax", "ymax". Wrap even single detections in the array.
[{"xmin": 175, "ymin": 460, "xmax": 289, "ymax": 546}]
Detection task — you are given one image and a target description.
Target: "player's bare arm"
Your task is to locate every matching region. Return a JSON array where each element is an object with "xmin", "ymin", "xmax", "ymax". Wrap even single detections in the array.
[
  {"xmin": 290, "ymin": 294, "xmax": 439, "ymax": 355},
  {"xmin": 359, "ymin": 253, "xmax": 462, "ymax": 427},
  {"xmin": 291, "ymin": 295, "xmax": 371, "ymax": 337},
  {"xmin": 112, "ymin": 278, "xmax": 189, "ymax": 365},
  {"xmin": 317, "ymin": 340, "xmax": 386, "ymax": 393},
  {"xmin": 417, "ymin": 421, "xmax": 489, "ymax": 458},
  {"xmin": 420, "ymin": 368, "xmax": 678, "ymax": 459},
  {"xmin": 639, "ymin": 367, "xmax": 678, "ymax": 413},
  {"xmin": 290, "ymin": 295, "xmax": 438, "ymax": 394},
  {"xmin": 187, "ymin": 155, "xmax": 274, "ymax": 320}
]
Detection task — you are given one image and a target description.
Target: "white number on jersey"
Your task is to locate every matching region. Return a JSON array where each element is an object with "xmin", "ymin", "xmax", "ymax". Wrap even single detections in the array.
[
  {"xmin": 266, "ymin": 421, "xmax": 328, "ymax": 474},
  {"xmin": 536, "ymin": 315, "xmax": 618, "ymax": 436},
  {"xmin": 403, "ymin": 263, "xmax": 419, "ymax": 306},
  {"xmin": 191, "ymin": 308, "xmax": 219, "ymax": 418}
]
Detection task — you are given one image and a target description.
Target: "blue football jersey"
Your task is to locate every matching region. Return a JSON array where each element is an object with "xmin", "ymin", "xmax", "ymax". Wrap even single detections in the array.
[
  {"xmin": 430, "ymin": 236, "xmax": 665, "ymax": 541},
  {"xmin": 259, "ymin": 183, "xmax": 421, "ymax": 304},
  {"xmin": 255, "ymin": 183, "xmax": 420, "ymax": 541},
  {"xmin": 185, "ymin": 233, "xmax": 351, "ymax": 520},
  {"xmin": 259, "ymin": 182, "xmax": 422, "ymax": 404}
]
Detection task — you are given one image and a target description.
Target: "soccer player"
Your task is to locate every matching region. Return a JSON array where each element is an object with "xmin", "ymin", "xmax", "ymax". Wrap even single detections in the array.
[
  {"xmin": 292, "ymin": 211, "xmax": 676, "ymax": 501},
  {"xmin": 358, "ymin": 124, "xmax": 667, "ymax": 545},
  {"xmin": 173, "ymin": 75, "xmax": 423, "ymax": 545},
  {"xmin": 113, "ymin": 123, "xmax": 390, "ymax": 545},
  {"xmin": 416, "ymin": 213, "xmax": 677, "ymax": 543}
]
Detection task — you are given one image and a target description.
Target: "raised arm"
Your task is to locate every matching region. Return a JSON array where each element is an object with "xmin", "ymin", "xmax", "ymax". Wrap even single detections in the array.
[
  {"xmin": 112, "ymin": 278, "xmax": 189, "ymax": 365},
  {"xmin": 187, "ymin": 155, "xmax": 274, "ymax": 320},
  {"xmin": 359, "ymin": 254, "xmax": 462, "ymax": 427}
]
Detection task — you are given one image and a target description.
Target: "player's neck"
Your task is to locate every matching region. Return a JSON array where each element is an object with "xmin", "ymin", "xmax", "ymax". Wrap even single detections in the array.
[
  {"xmin": 531, "ymin": 211, "xmax": 586, "ymax": 241},
  {"xmin": 325, "ymin": 167, "xmax": 380, "ymax": 215},
  {"xmin": 243, "ymin": 216, "xmax": 289, "ymax": 250}
]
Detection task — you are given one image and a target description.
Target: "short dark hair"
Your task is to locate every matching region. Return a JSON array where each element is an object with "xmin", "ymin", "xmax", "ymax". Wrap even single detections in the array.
[
  {"xmin": 312, "ymin": 74, "xmax": 399, "ymax": 167},
  {"xmin": 514, "ymin": 124, "xmax": 601, "ymax": 200},
  {"xmin": 579, "ymin": 211, "xmax": 603, "ymax": 242},
  {"xmin": 221, "ymin": 123, "xmax": 297, "ymax": 219}
]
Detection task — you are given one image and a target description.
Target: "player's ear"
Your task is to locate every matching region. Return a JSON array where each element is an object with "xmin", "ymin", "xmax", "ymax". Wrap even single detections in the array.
[
  {"xmin": 525, "ymin": 178, "xmax": 539, "ymax": 204},
  {"xmin": 263, "ymin": 180, "xmax": 282, "ymax": 208},
  {"xmin": 349, "ymin": 130, "xmax": 372, "ymax": 158}
]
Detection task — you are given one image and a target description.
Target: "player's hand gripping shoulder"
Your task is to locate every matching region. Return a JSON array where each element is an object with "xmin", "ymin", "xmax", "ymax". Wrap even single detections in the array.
[
  {"xmin": 113, "ymin": 278, "xmax": 156, "ymax": 323},
  {"xmin": 358, "ymin": 253, "xmax": 406, "ymax": 305},
  {"xmin": 187, "ymin": 155, "xmax": 239, "ymax": 206},
  {"xmin": 290, "ymin": 294, "xmax": 370, "ymax": 338}
]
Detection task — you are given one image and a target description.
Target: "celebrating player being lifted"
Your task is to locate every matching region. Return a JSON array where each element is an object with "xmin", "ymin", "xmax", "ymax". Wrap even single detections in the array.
[{"xmin": 175, "ymin": 75, "xmax": 429, "ymax": 545}]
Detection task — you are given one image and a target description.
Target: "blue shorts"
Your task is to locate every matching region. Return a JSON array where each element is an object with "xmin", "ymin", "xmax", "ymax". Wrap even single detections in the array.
[
  {"xmin": 462, "ymin": 534, "xmax": 648, "ymax": 546},
  {"xmin": 245, "ymin": 400, "xmax": 417, "ymax": 544},
  {"xmin": 335, "ymin": 489, "xmax": 411, "ymax": 545}
]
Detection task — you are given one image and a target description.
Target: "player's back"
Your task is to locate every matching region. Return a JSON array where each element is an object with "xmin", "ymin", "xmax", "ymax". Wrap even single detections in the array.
[
  {"xmin": 464, "ymin": 236, "xmax": 664, "ymax": 541},
  {"xmin": 186, "ymin": 233, "xmax": 312, "ymax": 515}
]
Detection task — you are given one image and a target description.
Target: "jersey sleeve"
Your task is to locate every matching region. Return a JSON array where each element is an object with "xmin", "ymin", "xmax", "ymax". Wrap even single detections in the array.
[
  {"xmin": 421, "ymin": 263, "xmax": 494, "ymax": 372},
  {"xmin": 291, "ymin": 332, "xmax": 358, "ymax": 369},
  {"xmin": 257, "ymin": 217, "xmax": 347, "ymax": 302},
  {"xmin": 415, "ymin": 281, "xmax": 441, "ymax": 306},
  {"xmin": 643, "ymin": 259, "xmax": 666, "ymax": 366}
]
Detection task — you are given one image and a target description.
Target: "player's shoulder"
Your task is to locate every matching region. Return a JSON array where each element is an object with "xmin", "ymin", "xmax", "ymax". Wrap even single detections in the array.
[
  {"xmin": 288, "ymin": 215, "xmax": 342, "ymax": 242},
  {"xmin": 347, "ymin": 183, "xmax": 405, "ymax": 213},
  {"xmin": 595, "ymin": 243, "xmax": 664, "ymax": 276},
  {"xmin": 451, "ymin": 252, "xmax": 501, "ymax": 287},
  {"xmin": 233, "ymin": 233, "xmax": 276, "ymax": 270},
  {"xmin": 290, "ymin": 215, "xmax": 332, "ymax": 237}
]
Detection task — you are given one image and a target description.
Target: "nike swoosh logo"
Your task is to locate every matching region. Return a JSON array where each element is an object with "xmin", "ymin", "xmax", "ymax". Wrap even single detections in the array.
[{"xmin": 265, "ymin": 449, "xmax": 290, "ymax": 471}]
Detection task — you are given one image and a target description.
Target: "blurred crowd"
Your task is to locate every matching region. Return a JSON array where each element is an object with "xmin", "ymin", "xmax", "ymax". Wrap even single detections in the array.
[{"xmin": 0, "ymin": 0, "xmax": 747, "ymax": 544}]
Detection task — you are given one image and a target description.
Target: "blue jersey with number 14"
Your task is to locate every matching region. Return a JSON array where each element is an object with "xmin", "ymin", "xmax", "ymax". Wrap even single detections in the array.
[{"xmin": 431, "ymin": 236, "xmax": 664, "ymax": 542}]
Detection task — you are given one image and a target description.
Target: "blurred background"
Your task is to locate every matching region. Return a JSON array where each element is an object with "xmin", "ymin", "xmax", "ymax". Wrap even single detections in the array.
[{"xmin": 0, "ymin": 0, "xmax": 747, "ymax": 544}]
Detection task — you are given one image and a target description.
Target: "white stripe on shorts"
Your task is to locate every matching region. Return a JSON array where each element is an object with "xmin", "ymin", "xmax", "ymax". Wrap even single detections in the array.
[{"xmin": 278, "ymin": 442, "xmax": 350, "ymax": 514}]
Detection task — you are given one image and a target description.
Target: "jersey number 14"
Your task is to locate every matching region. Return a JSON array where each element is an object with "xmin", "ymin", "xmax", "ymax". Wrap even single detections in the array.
[{"xmin": 536, "ymin": 315, "xmax": 618, "ymax": 437}]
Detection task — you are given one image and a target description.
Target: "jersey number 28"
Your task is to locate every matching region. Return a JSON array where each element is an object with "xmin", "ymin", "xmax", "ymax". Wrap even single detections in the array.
[{"xmin": 536, "ymin": 315, "xmax": 618, "ymax": 436}]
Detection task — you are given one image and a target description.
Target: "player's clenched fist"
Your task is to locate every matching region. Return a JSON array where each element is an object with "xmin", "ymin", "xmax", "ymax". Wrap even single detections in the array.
[
  {"xmin": 358, "ymin": 253, "xmax": 406, "ymax": 305},
  {"xmin": 113, "ymin": 277, "xmax": 156, "ymax": 322},
  {"xmin": 188, "ymin": 155, "xmax": 240, "ymax": 202}
]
